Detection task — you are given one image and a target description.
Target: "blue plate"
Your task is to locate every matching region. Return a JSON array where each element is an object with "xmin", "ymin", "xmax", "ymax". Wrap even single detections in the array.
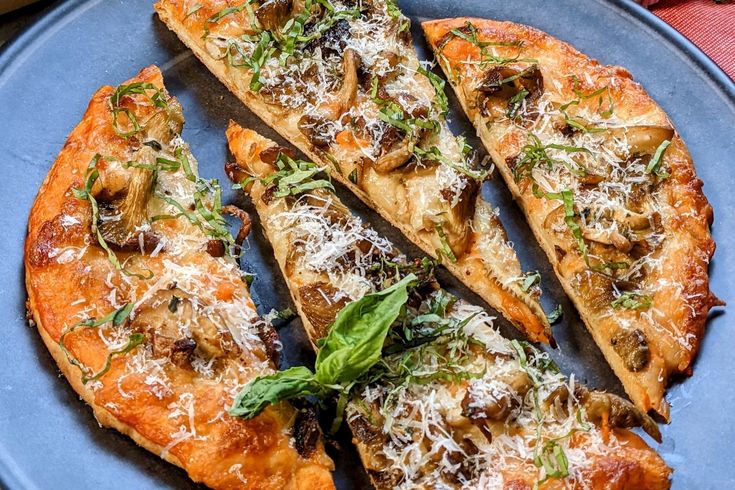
[{"xmin": 0, "ymin": 0, "xmax": 733, "ymax": 488}]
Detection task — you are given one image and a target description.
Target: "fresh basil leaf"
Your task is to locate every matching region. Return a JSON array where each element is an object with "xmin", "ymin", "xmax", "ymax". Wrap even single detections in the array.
[
  {"xmin": 314, "ymin": 274, "xmax": 417, "ymax": 385},
  {"xmin": 228, "ymin": 366, "xmax": 326, "ymax": 418}
]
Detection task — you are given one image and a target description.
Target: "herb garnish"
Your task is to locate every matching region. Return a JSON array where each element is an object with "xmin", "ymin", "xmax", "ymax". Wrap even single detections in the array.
[
  {"xmin": 515, "ymin": 134, "xmax": 628, "ymax": 272},
  {"xmin": 73, "ymin": 155, "xmax": 124, "ymax": 271},
  {"xmin": 611, "ymin": 291, "xmax": 652, "ymax": 310},
  {"xmin": 414, "ymin": 145, "xmax": 490, "ymax": 181},
  {"xmin": 243, "ymin": 151, "xmax": 335, "ymax": 198},
  {"xmin": 108, "ymin": 83, "xmax": 167, "ymax": 139},
  {"xmin": 153, "ymin": 178, "xmax": 235, "ymax": 250},
  {"xmin": 59, "ymin": 303, "xmax": 144, "ymax": 384},
  {"xmin": 385, "ymin": 0, "xmax": 410, "ymax": 33},
  {"xmin": 507, "ymin": 88, "xmax": 530, "ymax": 119},
  {"xmin": 434, "ymin": 222, "xmax": 457, "ymax": 263},
  {"xmin": 559, "ymin": 75, "xmax": 615, "ymax": 132},
  {"xmin": 229, "ymin": 274, "xmax": 417, "ymax": 418},
  {"xmin": 442, "ymin": 21, "xmax": 535, "ymax": 66},
  {"xmin": 513, "ymin": 133, "xmax": 590, "ymax": 181},
  {"xmin": 645, "ymin": 139, "xmax": 671, "ymax": 179},
  {"xmin": 417, "ymin": 66, "xmax": 449, "ymax": 117}
]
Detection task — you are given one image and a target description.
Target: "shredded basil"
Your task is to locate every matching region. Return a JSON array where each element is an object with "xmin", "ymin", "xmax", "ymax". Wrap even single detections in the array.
[
  {"xmin": 72, "ymin": 155, "xmax": 124, "ymax": 271},
  {"xmin": 645, "ymin": 139, "xmax": 671, "ymax": 179},
  {"xmin": 59, "ymin": 303, "xmax": 143, "ymax": 384},
  {"xmin": 108, "ymin": 82, "xmax": 167, "ymax": 139},
  {"xmin": 507, "ymin": 87, "xmax": 529, "ymax": 119},
  {"xmin": 558, "ymin": 75, "xmax": 615, "ymax": 131},
  {"xmin": 611, "ymin": 291, "xmax": 652, "ymax": 310},
  {"xmin": 414, "ymin": 145, "xmax": 490, "ymax": 181},
  {"xmin": 443, "ymin": 21, "xmax": 535, "ymax": 66},
  {"xmin": 434, "ymin": 222, "xmax": 457, "ymax": 263},
  {"xmin": 513, "ymin": 133, "xmax": 590, "ymax": 181},
  {"xmin": 417, "ymin": 66, "xmax": 449, "ymax": 117},
  {"xmin": 249, "ymin": 152, "xmax": 335, "ymax": 198}
]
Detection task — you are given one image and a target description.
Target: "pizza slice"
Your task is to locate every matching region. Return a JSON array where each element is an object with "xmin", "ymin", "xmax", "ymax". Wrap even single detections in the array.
[
  {"xmin": 422, "ymin": 18, "xmax": 722, "ymax": 419},
  {"xmin": 224, "ymin": 121, "xmax": 672, "ymax": 489},
  {"xmin": 24, "ymin": 66, "xmax": 334, "ymax": 489},
  {"xmin": 154, "ymin": 0, "xmax": 552, "ymax": 343}
]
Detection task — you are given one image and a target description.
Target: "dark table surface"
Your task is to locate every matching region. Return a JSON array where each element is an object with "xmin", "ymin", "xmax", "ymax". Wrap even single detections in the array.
[{"xmin": 0, "ymin": 1, "xmax": 55, "ymax": 47}]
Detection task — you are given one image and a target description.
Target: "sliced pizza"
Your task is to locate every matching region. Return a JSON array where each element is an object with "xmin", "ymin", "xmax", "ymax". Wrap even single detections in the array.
[
  {"xmin": 24, "ymin": 66, "xmax": 334, "ymax": 489},
  {"xmin": 422, "ymin": 18, "xmax": 722, "ymax": 419},
  {"xmin": 154, "ymin": 0, "xmax": 552, "ymax": 343},
  {"xmin": 224, "ymin": 121, "xmax": 672, "ymax": 489}
]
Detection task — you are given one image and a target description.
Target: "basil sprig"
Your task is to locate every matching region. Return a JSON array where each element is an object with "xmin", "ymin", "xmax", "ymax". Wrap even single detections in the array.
[{"xmin": 228, "ymin": 274, "xmax": 417, "ymax": 418}]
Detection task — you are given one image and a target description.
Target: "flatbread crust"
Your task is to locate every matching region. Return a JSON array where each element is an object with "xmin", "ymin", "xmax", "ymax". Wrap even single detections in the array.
[
  {"xmin": 24, "ymin": 66, "xmax": 334, "ymax": 489},
  {"xmin": 423, "ymin": 18, "xmax": 722, "ymax": 418},
  {"xmin": 225, "ymin": 122, "xmax": 672, "ymax": 489},
  {"xmin": 154, "ymin": 0, "xmax": 552, "ymax": 343}
]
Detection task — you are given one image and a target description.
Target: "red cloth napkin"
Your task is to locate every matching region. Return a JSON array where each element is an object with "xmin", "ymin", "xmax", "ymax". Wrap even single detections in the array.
[{"xmin": 649, "ymin": 0, "xmax": 735, "ymax": 79}]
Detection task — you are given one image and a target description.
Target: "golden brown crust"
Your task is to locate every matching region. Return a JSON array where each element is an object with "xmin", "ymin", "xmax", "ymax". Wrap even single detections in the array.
[
  {"xmin": 423, "ymin": 17, "xmax": 721, "ymax": 418},
  {"xmin": 225, "ymin": 122, "xmax": 672, "ymax": 490},
  {"xmin": 24, "ymin": 66, "xmax": 334, "ymax": 490},
  {"xmin": 154, "ymin": 0, "xmax": 552, "ymax": 344}
]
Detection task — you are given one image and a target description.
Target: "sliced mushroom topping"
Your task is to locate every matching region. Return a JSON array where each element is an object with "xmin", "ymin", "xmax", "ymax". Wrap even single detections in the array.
[
  {"xmin": 611, "ymin": 328, "xmax": 650, "ymax": 372},
  {"xmin": 348, "ymin": 411, "xmax": 384, "ymax": 445},
  {"xmin": 298, "ymin": 282, "xmax": 350, "ymax": 338},
  {"xmin": 170, "ymin": 337, "xmax": 198, "ymax": 367},
  {"xmin": 336, "ymin": 48, "xmax": 359, "ymax": 115},
  {"xmin": 476, "ymin": 65, "xmax": 544, "ymax": 120},
  {"xmin": 373, "ymin": 138, "xmax": 413, "ymax": 173},
  {"xmin": 298, "ymin": 113, "xmax": 334, "ymax": 148},
  {"xmin": 304, "ymin": 18, "xmax": 352, "ymax": 56},
  {"xmin": 575, "ymin": 385, "xmax": 661, "ymax": 442},
  {"xmin": 607, "ymin": 125, "xmax": 674, "ymax": 157},
  {"xmin": 97, "ymin": 108, "xmax": 183, "ymax": 252},
  {"xmin": 296, "ymin": 49, "xmax": 360, "ymax": 148},
  {"xmin": 206, "ymin": 239, "xmax": 226, "ymax": 257},
  {"xmin": 367, "ymin": 469, "xmax": 403, "ymax": 490},
  {"xmin": 612, "ymin": 208, "xmax": 652, "ymax": 231},
  {"xmin": 98, "ymin": 150, "xmax": 159, "ymax": 252},
  {"xmin": 443, "ymin": 434, "xmax": 481, "ymax": 483},
  {"xmin": 225, "ymin": 160, "xmax": 249, "ymax": 186},
  {"xmin": 574, "ymin": 270, "xmax": 618, "ymax": 312},
  {"xmin": 437, "ymin": 177, "xmax": 479, "ymax": 257},
  {"xmin": 222, "ymin": 204, "xmax": 252, "ymax": 247},
  {"xmin": 462, "ymin": 370, "xmax": 531, "ymax": 423},
  {"xmin": 255, "ymin": 0, "xmax": 293, "ymax": 32},
  {"xmin": 133, "ymin": 288, "xmax": 237, "ymax": 361},
  {"xmin": 255, "ymin": 319, "xmax": 281, "ymax": 366},
  {"xmin": 258, "ymin": 145, "xmax": 296, "ymax": 165},
  {"xmin": 577, "ymin": 172, "xmax": 605, "ymax": 187},
  {"xmin": 582, "ymin": 227, "xmax": 632, "ymax": 253},
  {"xmin": 293, "ymin": 405, "xmax": 321, "ymax": 458}
]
